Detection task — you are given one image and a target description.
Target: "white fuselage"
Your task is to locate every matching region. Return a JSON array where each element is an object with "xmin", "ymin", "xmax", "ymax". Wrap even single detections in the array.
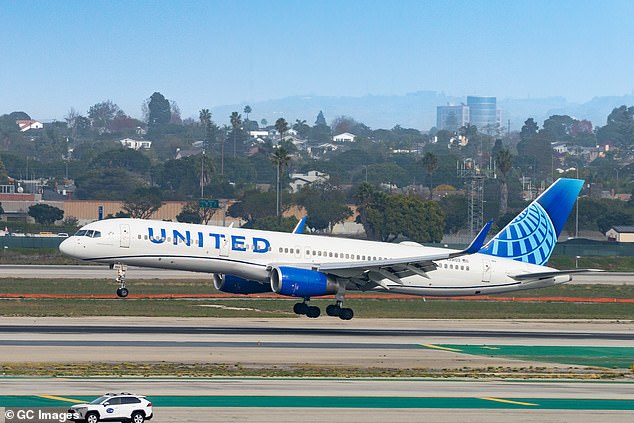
[{"xmin": 59, "ymin": 218, "xmax": 570, "ymax": 296}]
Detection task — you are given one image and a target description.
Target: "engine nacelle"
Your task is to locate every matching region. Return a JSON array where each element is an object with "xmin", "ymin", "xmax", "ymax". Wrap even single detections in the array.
[
  {"xmin": 270, "ymin": 266, "xmax": 337, "ymax": 297},
  {"xmin": 213, "ymin": 274, "xmax": 271, "ymax": 294}
]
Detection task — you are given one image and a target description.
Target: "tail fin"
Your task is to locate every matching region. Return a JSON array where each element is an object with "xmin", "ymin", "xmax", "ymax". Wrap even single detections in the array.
[{"xmin": 479, "ymin": 178, "xmax": 583, "ymax": 265}]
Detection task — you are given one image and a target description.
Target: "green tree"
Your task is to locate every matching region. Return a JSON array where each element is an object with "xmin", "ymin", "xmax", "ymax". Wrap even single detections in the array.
[
  {"xmin": 294, "ymin": 182, "xmax": 353, "ymax": 233},
  {"xmin": 354, "ymin": 184, "xmax": 444, "ymax": 243},
  {"xmin": 0, "ymin": 157, "xmax": 8, "ymax": 184},
  {"xmin": 122, "ymin": 187, "xmax": 163, "ymax": 219},
  {"xmin": 243, "ymin": 105, "xmax": 252, "ymax": 120},
  {"xmin": 270, "ymin": 145, "xmax": 291, "ymax": 222},
  {"xmin": 147, "ymin": 92, "xmax": 171, "ymax": 139},
  {"xmin": 199, "ymin": 109, "xmax": 212, "ymax": 149},
  {"xmin": 230, "ymin": 111, "xmax": 242, "ymax": 158},
  {"xmin": 228, "ymin": 189, "xmax": 278, "ymax": 223},
  {"xmin": 87, "ymin": 100, "xmax": 120, "ymax": 131},
  {"xmin": 315, "ymin": 111, "xmax": 327, "ymax": 126},
  {"xmin": 176, "ymin": 200, "xmax": 217, "ymax": 225},
  {"xmin": 251, "ymin": 215, "xmax": 298, "ymax": 232},
  {"xmin": 421, "ymin": 152, "xmax": 438, "ymax": 199},
  {"xmin": 275, "ymin": 117, "xmax": 289, "ymax": 143},
  {"xmin": 494, "ymin": 148, "xmax": 513, "ymax": 215},
  {"xmin": 28, "ymin": 204, "xmax": 64, "ymax": 225},
  {"xmin": 293, "ymin": 119, "xmax": 310, "ymax": 138},
  {"xmin": 438, "ymin": 195, "xmax": 468, "ymax": 233},
  {"xmin": 519, "ymin": 118, "xmax": 539, "ymax": 143}
]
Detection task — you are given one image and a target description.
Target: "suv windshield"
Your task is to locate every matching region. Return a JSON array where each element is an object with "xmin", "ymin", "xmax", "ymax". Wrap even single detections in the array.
[{"xmin": 90, "ymin": 396, "xmax": 110, "ymax": 405}]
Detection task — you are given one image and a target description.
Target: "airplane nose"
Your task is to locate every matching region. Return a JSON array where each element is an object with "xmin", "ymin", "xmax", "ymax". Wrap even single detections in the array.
[{"xmin": 58, "ymin": 238, "xmax": 74, "ymax": 257}]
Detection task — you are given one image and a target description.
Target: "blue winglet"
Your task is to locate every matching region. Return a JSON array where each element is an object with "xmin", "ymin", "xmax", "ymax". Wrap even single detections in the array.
[
  {"xmin": 293, "ymin": 216, "xmax": 308, "ymax": 234},
  {"xmin": 465, "ymin": 220, "xmax": 493, "ymax": 254}
]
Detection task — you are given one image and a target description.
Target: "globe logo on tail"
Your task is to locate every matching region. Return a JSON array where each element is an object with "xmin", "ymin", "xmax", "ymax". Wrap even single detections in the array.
[{"xmin": 481, "ymin": 202, "xmax": 557, "ymax": 265}]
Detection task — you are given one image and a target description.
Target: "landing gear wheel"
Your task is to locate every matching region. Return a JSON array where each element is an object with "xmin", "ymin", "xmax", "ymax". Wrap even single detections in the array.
[
  {"xmin": 114, "ymin": 263, "xmax": 129, "ymax": 298},
  {"xmin": 116, "ymin": 287, "xmax": 129, "ymax": 298},
  {"xmin": 326, "ymin": 304, "xmax": 341, "ymax": 316},
  {"xmin": 306, "ymin": 306, "xmax": 321, "ymax": 318},
  {"xmin": 339, "ymin": 308, "xmax": 354, "ymax": 320},
  {"xmin": 293, "ymin": 302, "xmax": 308, "ymax": 315}
]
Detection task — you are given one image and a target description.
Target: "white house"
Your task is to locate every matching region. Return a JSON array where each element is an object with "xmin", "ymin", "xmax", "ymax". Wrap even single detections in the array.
[
  {"xmin": 333, "ymin": 132, "xmax": 356, "ymax": 143},
  {"xmin": 289, "ymin": 170, "xmax": 329, "ymax": 193},
  {"xmin": 16, "ymin": 120, "xmax": 43, "ymax": 131},
  {"xmin": 606, "ymin": 226, "xmax": 634, "ymax": 242},
  {"xmin": 249, "ymin": 130, "xmax": 269, "ymax": 139},
  {"xmin": 120, "ymin": 138, "xmax": 152, "ymax": 150}
]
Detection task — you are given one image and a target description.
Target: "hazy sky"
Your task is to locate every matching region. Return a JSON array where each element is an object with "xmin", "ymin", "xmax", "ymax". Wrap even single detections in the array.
[{"xmin": 3, "ymin": 0, "xmax": 634, "ymax": 122}]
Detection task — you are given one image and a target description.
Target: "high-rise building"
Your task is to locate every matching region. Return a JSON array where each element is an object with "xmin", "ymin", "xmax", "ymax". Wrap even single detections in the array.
[
  {"xmin": 466, "ymin": 96, "xmax": 498, "ymax": 132},
  {"xmin": 436, "ymin": 105, "xmax": 469, "ymax": 131}
]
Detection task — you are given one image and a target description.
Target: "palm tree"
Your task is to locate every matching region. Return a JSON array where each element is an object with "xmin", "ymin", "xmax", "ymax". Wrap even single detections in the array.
[
  {"xmin": 230, "ymin": 112, "xmax": 242, "ymax": 158},
  {"xmin": 199, "ymin": 109, "xmax": 211, "ymax": 149},
  {"xmin": 495, "ymin": 148, "xmax": 513, "ymax": 215},
  {"xmin": 270, "ymin": 145, "xmax": 291, "ymax": 223},
  {"xmin": 421, "ymin": 152, "xmax": 438, "ymax": 199},
  {"xmin": 243, "ymin": 105, "xmax": 252, "ymax": 121},
  {"xmin": 275, "ymin": 117, "xmax": 289, "ymax": 145}
]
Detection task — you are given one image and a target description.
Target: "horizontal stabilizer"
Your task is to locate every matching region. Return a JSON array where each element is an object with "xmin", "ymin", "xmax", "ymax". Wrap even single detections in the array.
[{"xmin": 510, "ymin": 268, "xmax": 603, "ymax": 281}]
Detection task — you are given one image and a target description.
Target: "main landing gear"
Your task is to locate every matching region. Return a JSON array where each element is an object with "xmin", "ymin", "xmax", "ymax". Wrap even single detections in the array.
[
  {"xmin": 293, "ymin": 299, "xmax": 354, "ymax": 320},
  {"xmin": 113, "ymin": 263, "xmax": 129, "ymax": 298},
  {"xmin": 326, "ymin": 301, "xmax": 354, "ymax": 320},
  {"xmin": 293, "ymin": 299, "xmax": 320, "ymax": 318}
]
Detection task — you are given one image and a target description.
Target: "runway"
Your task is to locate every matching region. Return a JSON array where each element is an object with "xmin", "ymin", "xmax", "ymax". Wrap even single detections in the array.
[
  {"xmin": 1, "ymin": 318, "xmax": 632, "ymax": 422},
  {"xmin": 1, "ymin": 264, "xmax": 632, "ymax": 284}
]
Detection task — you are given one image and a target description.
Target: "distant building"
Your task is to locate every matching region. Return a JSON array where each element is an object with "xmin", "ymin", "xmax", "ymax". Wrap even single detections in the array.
[
  {"xmin": 606, "ymin": 226, "xmax": 634, "ymax": 242},
  {"xmin": 120, "ymin": 138, "xmax": 152, "ymax": 150},
  {"xmin": 16, "ymin": 120, "xmax": 43, "ymax": 131},
  {"xmin": 333, "ymin": 132, "xmax": 356, "ymax": 142},
  {"xmin": 289, "ymin": 170, "xmax": 329, "ymax": 193},
  {"xmin": 436, "ymin": 105, "xmax": 469, "ymax": 131},
  {"xmin": 467, "ymin": 96, "xmax": 498, "ymax": 132}
]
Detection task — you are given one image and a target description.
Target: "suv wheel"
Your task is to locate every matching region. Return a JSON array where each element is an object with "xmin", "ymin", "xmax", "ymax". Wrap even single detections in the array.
[
  {"xmin": 131, "ymin": 411, "xmax": 145, "ymax": 423},
  {"xmin": 85, "ymin": 412, "xmax": 99, "ymax": 423}
]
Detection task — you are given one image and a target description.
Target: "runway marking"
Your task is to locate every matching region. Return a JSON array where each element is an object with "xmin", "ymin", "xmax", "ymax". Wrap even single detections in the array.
[
  {"xmin": 36, "ymin": 395, "xmax": 85, "ymax": 404},
  {"xmin": 481, "ymin": 346, "xmax": 500, "ymax": 350},
  {"xmin": 420, "ymin": 344, "xmax": 462, "ymax": 352},
  {"xmin": 480, "ymin": 397, "xmax": 539, "ymax": 406}
]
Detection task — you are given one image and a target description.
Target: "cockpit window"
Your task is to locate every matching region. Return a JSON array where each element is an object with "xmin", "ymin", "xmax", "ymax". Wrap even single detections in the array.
[{"xmin": 73, "ymin": 229, "xmax": 102, "ymax": 238}]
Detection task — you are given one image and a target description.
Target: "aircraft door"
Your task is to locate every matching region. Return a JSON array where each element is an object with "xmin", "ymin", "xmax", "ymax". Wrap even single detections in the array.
[
  {"xmin": 220, "ymin": 236, "xmax": 230, "ymax": 257},
  {"xmin": 120, "ymin": 224, "xmax": 130, "ymax": 248},
  {"xmin": 482, "ymin": 259, "xmax": 492, "ymax": 282}
]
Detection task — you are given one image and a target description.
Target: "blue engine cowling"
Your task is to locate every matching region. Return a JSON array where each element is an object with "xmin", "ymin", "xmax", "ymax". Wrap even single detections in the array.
[
  {"xmin": 270, "ymin": 266, "xmax": 337, "ymax": 297},
  {"xmin": 213, "ymin": 274, "xmax": 271, "ymax": 294}
]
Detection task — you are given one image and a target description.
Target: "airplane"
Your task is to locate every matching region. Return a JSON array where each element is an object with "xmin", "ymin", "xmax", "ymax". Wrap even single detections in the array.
[{"xmin": 59, "ymin": 178, "xmax": 594, "ymax": 320}]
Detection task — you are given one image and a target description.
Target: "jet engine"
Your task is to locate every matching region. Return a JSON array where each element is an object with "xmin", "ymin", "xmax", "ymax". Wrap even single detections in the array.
[
  {"xmin": 213, "ymin": 274, "xmax": 271, "ymax": 294},
  {"xmin": 270, "ymin": 266, "xmax": 337, "ymax": 297}
]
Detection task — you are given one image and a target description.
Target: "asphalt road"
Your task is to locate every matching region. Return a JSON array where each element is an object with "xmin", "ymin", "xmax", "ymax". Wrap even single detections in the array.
[
  {"xmin": 1, "ymin": 318, "xmax": 632, "ymax": 422},
  {"xmin": 0, "ymin": 265, "xmax": 632, "ymax": 284}
]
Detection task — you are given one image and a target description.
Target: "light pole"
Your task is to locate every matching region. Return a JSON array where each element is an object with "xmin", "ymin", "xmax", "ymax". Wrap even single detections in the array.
[
  {"xmin": 200, "ymin": 150, "xmax": 205, "ymax": 198},
  {"xmin": 575, "ymin": 167, "xmax": 579, "ymax": 238}
]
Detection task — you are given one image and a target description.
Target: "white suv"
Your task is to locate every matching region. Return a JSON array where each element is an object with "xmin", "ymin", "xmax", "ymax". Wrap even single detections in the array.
[{"xmin": 69, "ymin": 393, "xmax": 153, "ymax": 423}]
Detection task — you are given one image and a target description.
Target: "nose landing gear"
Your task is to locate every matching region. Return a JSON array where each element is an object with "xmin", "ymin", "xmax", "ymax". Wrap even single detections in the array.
[{"xmin": 114, "ymin": 263, "xmax": 129, "ymax": 298}]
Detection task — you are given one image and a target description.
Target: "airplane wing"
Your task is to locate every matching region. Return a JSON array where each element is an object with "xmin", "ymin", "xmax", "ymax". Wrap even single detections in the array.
[
  {"xmin": 299, "ymin": 221, "xmax": 493, "ymax": 289},
  {"xmin": 509, "ymin": 268, "xmax": 603, "ymax": 281}
]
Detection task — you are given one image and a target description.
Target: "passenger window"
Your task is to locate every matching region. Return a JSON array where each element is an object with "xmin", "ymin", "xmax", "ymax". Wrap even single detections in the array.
[
  {"xmin": 373, "ymin": 257, "xmax": 376, "ymax": 260},
  {"xmin": 466, "ymin": 266, "xmax": 470, "ymax": 271},
  {"xmin": 290, "ymin": 248, "xmax": 294, "ymax": 254},
  {"xmin": 329, "ymin": 252, "xmax": 333, "ymax": 257},
  {"xmin": 144, "ymin": 235, "xmax": 148, "ymax": 240},
  {"xmin": 279, "ymin": 248, "xmax": 283, "ymax": 253},
  {"xmin": 284, "ymin": 248, "xmax": 288, "ymax": 253},
  {"xmin": 318, "ymin": 251, "xmax": 322, "ymax": 256}
]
